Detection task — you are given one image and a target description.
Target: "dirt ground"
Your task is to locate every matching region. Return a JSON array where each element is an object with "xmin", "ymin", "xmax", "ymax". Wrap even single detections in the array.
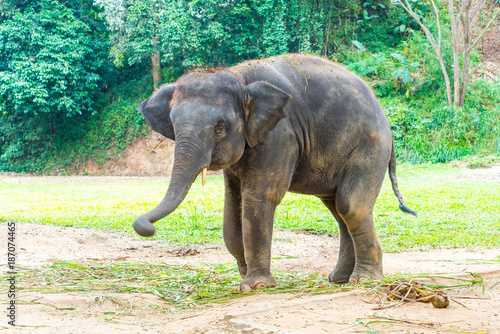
[{"xmin": 1, "ymin": 222, "xmax": 499, "ymax": 334}]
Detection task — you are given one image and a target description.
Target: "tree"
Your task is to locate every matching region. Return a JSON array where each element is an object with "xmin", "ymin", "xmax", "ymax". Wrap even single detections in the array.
[
  {"xmin": 397, "ymin": 0, "xmax": 499, "ymax": 107},
  {"xmin": 96, "ymin": 0, "xmax": 369, "ymax": 88},
  {"xmin": 95, "ymin": 0, "xmax": 166, "ymax": 89},
  {"xmin": 449, "ymin": 0, "xmax": 499, "ymax": 106},
  {"xmin": 0, "ymin": 0, "xmax": 104, "ymax": 116},
  {"xmin": 0, "ymin": 0, "xmax": 107, "ymax": 170}
]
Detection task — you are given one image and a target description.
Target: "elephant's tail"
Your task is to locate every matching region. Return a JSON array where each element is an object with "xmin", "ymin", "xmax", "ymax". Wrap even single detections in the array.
[{"xmin": 388, "ymin": 142, "xmax": 417, "ymax": 216}]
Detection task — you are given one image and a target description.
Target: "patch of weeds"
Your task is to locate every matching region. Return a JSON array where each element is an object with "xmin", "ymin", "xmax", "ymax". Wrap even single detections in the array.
[{"xmin": 462, "ymin": 155, "xmax": 500, "ymax": 169}]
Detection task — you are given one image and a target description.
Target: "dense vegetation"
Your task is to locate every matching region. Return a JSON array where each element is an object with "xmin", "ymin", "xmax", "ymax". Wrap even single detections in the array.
[{"xmin": 0, "ymin": 0, "xmax": 499, "ymax": 172}]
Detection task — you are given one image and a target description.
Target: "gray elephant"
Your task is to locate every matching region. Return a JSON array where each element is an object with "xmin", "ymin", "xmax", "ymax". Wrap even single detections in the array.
[{"xmin": 133, "ymin": 54, "xmax": 416, "ymax": 291}]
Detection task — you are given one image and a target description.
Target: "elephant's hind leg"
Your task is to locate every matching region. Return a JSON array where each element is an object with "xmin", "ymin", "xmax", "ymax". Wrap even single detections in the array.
[
  {"xmin": 335, "ymin": 200, "xmax": 384, "ymax": 282},
  {"xmin": 343, "ymin": 211, "xmax": 383, "ymax": 283},
  {"xmin": 334, "ymin": 164, "xmax": 387, "ymax": 282},
  {"xmin": 321, "ymin": 199, "xmax": 355, "ymax": 283}
]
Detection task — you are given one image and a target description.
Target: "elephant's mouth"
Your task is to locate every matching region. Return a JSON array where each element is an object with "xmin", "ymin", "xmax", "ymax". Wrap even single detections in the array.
[
  {"xmin": 208, "ymin": 145, "xmax": 242, "ymax": 171},
  {"xmin": 208, "ymin": 148, "xmax": 226, "ymax": 170},
  {"xmin": 206, "ymin": 162, "xmax": 223, "ymax": 172}
]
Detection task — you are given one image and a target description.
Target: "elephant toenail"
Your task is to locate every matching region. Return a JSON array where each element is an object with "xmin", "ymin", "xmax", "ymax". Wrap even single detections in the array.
[
  {"xmin": 239, "ymin": 284, "xmax": 252, "ymax": 292},
  {"xmin": 254, "ymin": 282, "xmax": 268, "ymax": 290}
]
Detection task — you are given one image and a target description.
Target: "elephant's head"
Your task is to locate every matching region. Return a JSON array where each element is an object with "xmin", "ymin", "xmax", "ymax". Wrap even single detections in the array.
[{"xmin": 133, "ymin": 69, "xmax": 291, "ymax": 237}]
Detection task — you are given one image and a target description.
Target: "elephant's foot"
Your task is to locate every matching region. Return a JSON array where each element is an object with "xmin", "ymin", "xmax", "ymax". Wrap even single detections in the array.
[
  {"xmin": 348, "ymin": 266, "xmax": 383, "ymax": 284},
  {"xmin": 328, "ymin": 267, "xmax": 353, "ymax": 284},
  {"xmin": 237, "ymin": 261, "xmax": 247, "ymax": 278},
  {"xmin": 328, "ymin": 256, "xmax": 355, "ymax": 283},
  {"xmin": 238, "ymin": 274, "xmax": 276, "ymax": 292}
]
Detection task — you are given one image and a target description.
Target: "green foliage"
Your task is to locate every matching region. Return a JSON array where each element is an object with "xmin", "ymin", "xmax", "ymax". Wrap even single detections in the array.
[
  {"xmin": 2, "ymin": 0, "xmax": 408, "ymax": 172},
  {"xmin": 1, "ymin": 0, "xmax": 498, "ymax": 171},
  {"xmin": 0, "ymin": 0, "xmax": 105, "ymax": 116},
  {"xmin": 346, "ymin": 41, "xmax": 421, "ymax": 98},
  {"xmin": 0, "ymin": 0, "xmax": 108, "ymax": 171},
  {"xmin": 42, "ymin": 62, "xmax": 157, "ymax": 172},
  {"xmin": 97, "ymin": 0, "xmax": 398, "ymax": 70},
  {"xmin": 345, "ymin": 9, "xmax": 499, "ymax": 164},
  {"xmin": 383, "ymin": 78, "xmax": 500, "ymax": 163}
]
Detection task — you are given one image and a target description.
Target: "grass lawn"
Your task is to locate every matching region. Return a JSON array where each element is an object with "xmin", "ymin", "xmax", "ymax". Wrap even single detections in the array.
[{"xmin": 1, "ymin": 163, "xmax": 499, "ymax": 252}]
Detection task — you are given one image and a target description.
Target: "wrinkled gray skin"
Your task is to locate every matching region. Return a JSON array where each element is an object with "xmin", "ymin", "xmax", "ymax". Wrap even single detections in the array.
[{"xmin": 134, "ymin": 54, "xmax": 416, "ymax": 291}]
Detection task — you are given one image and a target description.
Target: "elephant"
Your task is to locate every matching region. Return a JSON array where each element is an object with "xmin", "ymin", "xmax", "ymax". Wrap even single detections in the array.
[{"xmin": 133, "ymin": 54, "xmax": 416, "ymax": 291}]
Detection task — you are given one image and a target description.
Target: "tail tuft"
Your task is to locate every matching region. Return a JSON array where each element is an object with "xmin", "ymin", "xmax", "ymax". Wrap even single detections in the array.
[
  {"xmin": 398, "ymin": 203, "xmax": 417, "ymax": 217},
  {"xmin": 389, "ymin": 141, "xmax": 417, "ymax": 217}
]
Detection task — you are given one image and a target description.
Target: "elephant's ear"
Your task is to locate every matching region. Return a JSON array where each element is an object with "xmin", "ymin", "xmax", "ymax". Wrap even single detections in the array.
[
  {"xmin": 138, "ymin": 84, "xmax": 176, "ymax": 140},
  {"xmin": 244, "ymin": 81, "xmax": 291, "ymax": 147}
]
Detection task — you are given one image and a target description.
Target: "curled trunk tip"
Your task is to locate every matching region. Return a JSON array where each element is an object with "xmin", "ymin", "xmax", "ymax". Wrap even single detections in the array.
[{"xmin": 134, "ymin": 215, "xmax": 156, "ymax": 237}]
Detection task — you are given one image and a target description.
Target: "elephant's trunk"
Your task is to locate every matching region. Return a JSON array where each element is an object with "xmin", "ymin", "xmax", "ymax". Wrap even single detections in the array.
[{"xmin": 133, "ymin": 139, "xmax": 211, "ymax": 237}]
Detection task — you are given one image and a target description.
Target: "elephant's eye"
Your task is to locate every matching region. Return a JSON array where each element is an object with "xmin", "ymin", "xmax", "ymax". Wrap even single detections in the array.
[{"xmin": 215, "ymin": 121, "xmax": 226, "ymax": 136}]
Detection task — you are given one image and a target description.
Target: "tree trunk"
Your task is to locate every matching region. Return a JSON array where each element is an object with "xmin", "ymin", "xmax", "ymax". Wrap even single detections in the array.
[
  {"xmin": 449, "ymin": 0, "xmax": 461, "ymax": 107},
  {"xmin": 459, "ymin": 1, "xmax": 472, "ymax": 107},
  {"xmin": 152, "ymin": 53, "xmax": 162, "ymax": 90},
  {"xmin": 437, "ymin": 50, "xmax": 453, "ymax": 108}
]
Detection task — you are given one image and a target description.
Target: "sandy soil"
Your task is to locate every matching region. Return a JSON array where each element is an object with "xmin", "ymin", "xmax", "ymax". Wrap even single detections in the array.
[{"xmin": 2, "ymin": 222, "xmax": 500, "ymax": 334}]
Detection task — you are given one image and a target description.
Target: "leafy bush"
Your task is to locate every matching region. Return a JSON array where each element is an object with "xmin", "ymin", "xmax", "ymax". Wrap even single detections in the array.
[
  {"xmin": 383, "ymin": 78, "xmax": 500, "ymax": 163},
  {"xmin": 42, "ymin": 62, "xmax": 157, "ymax": 173}
]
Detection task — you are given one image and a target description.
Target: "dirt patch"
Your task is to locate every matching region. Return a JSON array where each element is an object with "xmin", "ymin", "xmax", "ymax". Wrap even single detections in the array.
[
  {"xmin": 445, "ymin": 161, "xmax": 500, "ymax": 182},
  {"xmin": 479, "ymin": 2, "xmax": 500, "ymax": 65},
  {"xmin": 2, "ymin": 222, "xmax": 500, "ymax": 333},
  {"xmin": 74, "ymin": 132, "xmax": 176, "ymax": 176},
  {"xmin": 0, "ymin": 174, "xmax": 170, "ymax": 184}
]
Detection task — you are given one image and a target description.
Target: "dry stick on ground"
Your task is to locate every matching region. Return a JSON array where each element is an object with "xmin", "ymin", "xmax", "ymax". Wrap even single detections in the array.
[
  {"xmin": 368, "ymin": 315, "xmax": 438, "ymax": 327},
  {"xmin": 450, "ymin": 297, "xmax": 470, "ymax": 309},
  {"xmin": 345, "ymin": 316, "xmax": 438, "ymax": 332}
]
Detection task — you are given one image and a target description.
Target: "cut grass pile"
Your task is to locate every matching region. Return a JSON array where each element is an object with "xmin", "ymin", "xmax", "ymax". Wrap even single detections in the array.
[
  {"xmin": 10, "ymin": 259, "xmax": 496, "ymax": 311},
  {"xmin": 14, "ymin": 261, "xmax": 349, "ymax": 309},
  {"xmin": 1, "ymin": 163, "xmax": 499, "ymax": 252}
]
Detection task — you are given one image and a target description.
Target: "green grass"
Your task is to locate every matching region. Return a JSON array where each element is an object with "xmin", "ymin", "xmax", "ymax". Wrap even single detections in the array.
[{"xmin": 1, "ymin": 163, "xmax": 499, "ymax": 252}]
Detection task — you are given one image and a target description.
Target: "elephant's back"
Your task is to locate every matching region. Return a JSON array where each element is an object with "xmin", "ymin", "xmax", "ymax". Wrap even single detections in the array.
[
  {"xmin": 233, "ymin": 54, "xmax": 384, "ymax": 121},
  {"xmin": 234, "ymin": 54, "xmax": 391, "ymax": 149},
  {"xmin": 234, "ymin": 55, "xmax": 393, "ymax": 194}
]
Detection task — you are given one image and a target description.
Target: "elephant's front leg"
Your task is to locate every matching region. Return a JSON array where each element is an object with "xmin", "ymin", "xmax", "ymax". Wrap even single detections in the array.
[
  {"xmin": 222, "ymin": 172, "xmax": 247, "ymax": 278},
  {"xmin": 238, "ymin": 190, "xmax": 282, "ymax": 292}
]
